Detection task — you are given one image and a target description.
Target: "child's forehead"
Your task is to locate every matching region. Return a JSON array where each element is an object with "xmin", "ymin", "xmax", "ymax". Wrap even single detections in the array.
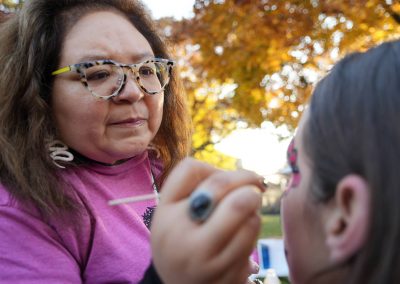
[{"xmin": 288, "ymin": 111, "xmax": 308, "ymax": 154}]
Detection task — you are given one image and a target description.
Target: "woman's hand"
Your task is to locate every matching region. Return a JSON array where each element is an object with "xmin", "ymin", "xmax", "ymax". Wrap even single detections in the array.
[{"xmin": 151, "ymin": 158, "xmax": 264, "ymax": 284}]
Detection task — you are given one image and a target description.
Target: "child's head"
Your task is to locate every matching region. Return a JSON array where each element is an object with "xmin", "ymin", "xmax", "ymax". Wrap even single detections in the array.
[{"xmin": 281, "ymin": 39, "xmax": 400, "ymax": 284}]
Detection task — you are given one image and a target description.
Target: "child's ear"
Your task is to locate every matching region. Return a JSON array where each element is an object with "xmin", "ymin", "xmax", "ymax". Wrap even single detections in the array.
[{"xmin": 324, "ymin": 174, "xmax": 370, "ymax": 263}]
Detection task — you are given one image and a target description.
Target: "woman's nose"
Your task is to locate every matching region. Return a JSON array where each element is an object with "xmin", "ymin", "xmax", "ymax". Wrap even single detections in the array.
[{"xmin": 111, "ymin": 72, "xmax": 144, "ymax": 103}]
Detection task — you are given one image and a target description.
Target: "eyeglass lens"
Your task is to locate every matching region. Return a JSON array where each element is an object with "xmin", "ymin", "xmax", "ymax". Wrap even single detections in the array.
[{"xmin": 84, "ymin": 61, "xmax": 169, "ymax": 98}]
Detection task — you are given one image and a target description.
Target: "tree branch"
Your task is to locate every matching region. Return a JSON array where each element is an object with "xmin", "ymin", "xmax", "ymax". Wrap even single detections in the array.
[{"xmin": 383, "ymin": 3, "xmax": 400, "ymax": 24}]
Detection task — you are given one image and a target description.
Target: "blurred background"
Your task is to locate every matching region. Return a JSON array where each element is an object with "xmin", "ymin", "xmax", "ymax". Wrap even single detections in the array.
[{"xmin": 1, "ymin": 0, "xmax": 399, "ymax": 282}]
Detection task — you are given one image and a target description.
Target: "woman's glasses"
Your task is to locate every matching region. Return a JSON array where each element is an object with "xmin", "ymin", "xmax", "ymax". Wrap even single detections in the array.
[{"xmin": 52, "ymin": 58, "xmax": 174, "ymax": 99}]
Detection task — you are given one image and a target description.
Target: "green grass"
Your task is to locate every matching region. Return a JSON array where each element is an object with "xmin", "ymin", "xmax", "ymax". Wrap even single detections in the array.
[
  {"xmin": 280, "ymin": 278, "xmax": 290, "ymax": 284},
  {"xmin": 259, "ymin": 214, "xmax": 282, "ymax": 238}
]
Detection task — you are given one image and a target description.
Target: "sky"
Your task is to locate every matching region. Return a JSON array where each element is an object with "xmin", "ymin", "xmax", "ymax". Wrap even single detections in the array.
[
  {"xmin": 143, "ymin": 0, "xmax": 195, "ymax": 20},
  {"xmin": 215, "ymin": 124, "xmax": 291, "ymax": 176},
  {"xmin": 143, "ymin": 0, "xmax": 291, "ymax": 176}
]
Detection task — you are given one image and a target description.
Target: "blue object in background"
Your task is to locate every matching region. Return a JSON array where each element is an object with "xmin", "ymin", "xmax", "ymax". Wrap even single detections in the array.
[
  {"xmin": 255, "ymin": 239, "xmax": 289, "ymax": 278},
  {"xmin": 260, "ymin": 243, "xmax": 271, "ymax": 269}
]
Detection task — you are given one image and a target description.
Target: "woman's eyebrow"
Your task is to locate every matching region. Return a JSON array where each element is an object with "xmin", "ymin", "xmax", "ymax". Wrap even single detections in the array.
[
  {"xmin": 129, "ymin": 52, "xmax": 155, "ymax": 62},
  {"xmin": 74, "ymin": 52, "xmax": 155, "ymax": 64},
  {"xmin": 74, "ymin": 53, "xmax": 110, "ymax": 63}
]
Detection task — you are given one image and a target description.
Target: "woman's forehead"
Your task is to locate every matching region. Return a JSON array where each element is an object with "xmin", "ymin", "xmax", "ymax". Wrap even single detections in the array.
[{"xmin": 60, "ymin": 10, "xmax": 153, "ymax": 65}]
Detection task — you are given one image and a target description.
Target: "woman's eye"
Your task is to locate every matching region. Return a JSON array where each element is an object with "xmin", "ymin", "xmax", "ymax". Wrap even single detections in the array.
[
  {"xmin": 139, "ymin": 66, "xmax": 156, "ymax": 76},
  {"xmin": 86, "ymin": 70, "xmax": 110, "ymax": 81}
]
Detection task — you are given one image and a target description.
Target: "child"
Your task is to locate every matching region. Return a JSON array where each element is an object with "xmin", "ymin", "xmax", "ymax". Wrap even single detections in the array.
[{"xmin": 151, "ymin": 39, "xmax": 400, "ymax": 284}]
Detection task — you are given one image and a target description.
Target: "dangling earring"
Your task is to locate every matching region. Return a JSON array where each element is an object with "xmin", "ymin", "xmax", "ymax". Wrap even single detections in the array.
[{"xmin": 48, "ymin": 140, "xmax": 74, "ymax": 168}]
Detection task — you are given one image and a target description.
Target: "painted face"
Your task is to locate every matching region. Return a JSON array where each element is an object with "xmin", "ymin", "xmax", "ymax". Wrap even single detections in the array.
[
  {"xmin": 280, "ymin": 111, "xmax": 331, "ymax": 284},
  {"xmin": 286, "ymin": 138, "xmax": 301, "ymax": 190},
  {"xmin": 52, "ymin": 11, "xmax": 164, "ymax": 164}
]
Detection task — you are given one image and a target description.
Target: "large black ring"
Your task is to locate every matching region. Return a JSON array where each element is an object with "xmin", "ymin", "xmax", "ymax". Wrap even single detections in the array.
[{"xmin": 189, "ymin": 190, "xmax": 214, "ymax": 222}]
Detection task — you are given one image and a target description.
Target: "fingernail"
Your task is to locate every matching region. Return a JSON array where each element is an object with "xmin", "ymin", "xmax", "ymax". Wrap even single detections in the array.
[
  {"xmin": 259, "ymin": 178, "xmax": 268, "ymax": 192},
  {"xmin": 251, "ymin": 261, "xmax": 260, "ymax": 274},
  {"xmin": 189, "ymin": 190, "xmax": 214, "ymax": 222}
]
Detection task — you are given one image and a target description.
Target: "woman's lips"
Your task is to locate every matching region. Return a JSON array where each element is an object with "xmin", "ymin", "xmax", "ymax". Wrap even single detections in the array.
[{"xmin": 110, "ymin": 118, "xmax": 146, "ymax": 127}]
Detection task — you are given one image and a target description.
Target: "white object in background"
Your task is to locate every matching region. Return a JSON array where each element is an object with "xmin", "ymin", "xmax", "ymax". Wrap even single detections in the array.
[
  {"xmin": 257, "ymin": 239, "xmax": 289, "ymax": 277},
  {"xmin": 263, "ymin": 269, "xmax": 281, "ymax": 284}
]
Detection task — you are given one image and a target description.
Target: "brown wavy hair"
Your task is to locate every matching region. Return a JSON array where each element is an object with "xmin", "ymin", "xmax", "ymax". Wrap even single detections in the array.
[
  {"xmin": 0, "ymin": 0, "xmax": 191, "ymax": 217},
  {"xmin": 303, "ymin": 40, "xmax": 400, "ymax": 284}
]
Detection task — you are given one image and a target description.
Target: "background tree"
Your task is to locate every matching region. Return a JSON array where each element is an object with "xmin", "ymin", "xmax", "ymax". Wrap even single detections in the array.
[
  {"xmin": 180, "ymin": 0, "xmax": 400, "ymax": 127},
  {"xmin": 0, "ymin": 0, "xmax": 23, "ymax": 11},
  {"xmin": 2, "ymin": 1, "xmax": 399, "ymax": 168},
  {"xmin": 156, "ymin": 0, "xmax": 400, "ymax": 167}
]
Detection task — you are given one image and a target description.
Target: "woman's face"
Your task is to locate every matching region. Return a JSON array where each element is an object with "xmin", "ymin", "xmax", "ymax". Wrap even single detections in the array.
[
  {"xmin": 52, "ymin": 11, "xmax": 164, "ymax": 164},
  {"xmin": 281, "ymin": 112, "xmax": 331, "ymax": 284}
]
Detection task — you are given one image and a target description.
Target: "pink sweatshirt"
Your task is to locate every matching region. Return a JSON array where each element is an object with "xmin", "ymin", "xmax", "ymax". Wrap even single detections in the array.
[{"xmin": 0, "ymin": 151, "xmax": 161, "ymax": 283}]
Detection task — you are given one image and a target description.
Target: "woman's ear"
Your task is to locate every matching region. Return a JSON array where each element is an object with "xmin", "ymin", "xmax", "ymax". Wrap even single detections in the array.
[{"xmin": 324, "ymin": 174, "xmax": 370, "ymax": 263}]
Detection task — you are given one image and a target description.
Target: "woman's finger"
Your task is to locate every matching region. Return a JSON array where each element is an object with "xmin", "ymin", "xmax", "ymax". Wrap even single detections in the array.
[
  {"xmin": 194, "ymin": 168, "xmax": 265, "ymax": 202},
  {"xmin": 187, "ymin": 169, "xmax": 265, "ymax": 222},
  {"xmin": 160, "ymin": 157, "xmax": 220, "ymax": 203},
  {"xmin": 198, "ymin": 186, "xmax": 262, "ymax": 256},
  {"xmin": 212, "ymin": 212, "xmax": 261, "ymax": 268},
  {"xmin": 215, "ymin": 256, "xmax": 253, "ymax": 284},
  {"xmin": 226, "ymin": 214, "xmax": 260, "ymax": 262}
]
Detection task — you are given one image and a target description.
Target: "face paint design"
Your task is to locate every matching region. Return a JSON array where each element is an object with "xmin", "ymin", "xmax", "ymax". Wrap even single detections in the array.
[{"xmin": 286, "ymin": 139, "xmax": 301, "ymax": 190}]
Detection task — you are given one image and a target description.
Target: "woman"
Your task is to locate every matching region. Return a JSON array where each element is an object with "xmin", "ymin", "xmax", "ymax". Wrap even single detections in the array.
[
  {"xmin": 0, "ymin": 0, "xmax": 191, "ymax": 282},
  {"xmin": 0, "ymin": 1, "xmax": 263, "ymax": 283}
]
